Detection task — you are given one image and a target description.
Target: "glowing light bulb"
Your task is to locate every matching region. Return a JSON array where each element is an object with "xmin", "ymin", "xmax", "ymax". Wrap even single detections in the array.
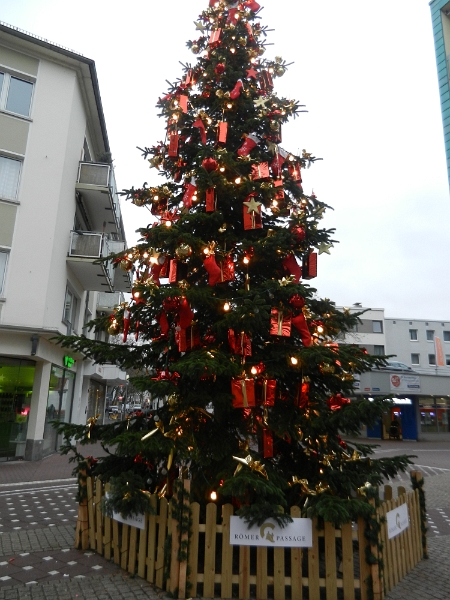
[
  {"xmin": 203, "ymin": 247, "xmax": 210, "ymax": 255},
  {"xmin": 224, "ymin": 302, "xmax": 230, "ymax": 311},
  {"xmin": 133, "ymin": 291, "xmax": 140, "ymax": 299},
  {"xmin": 172, "ymin": 114, "xmax": 179, "ymax": 122},
  {"xmin": 272, "ymin": 200, "xmax": 278, "ymax": 207},
  {"xmin": 227, "ymin": 103, "xmax": 233, "ymax": 109},
  {"xmin": 154, "ymin": 195, "xmax": 159, "ymax": 201},
  {"xmin": 210, "ymin": 491, "xmax": 217, "ymax": 501},
  {"xmin": 230, "ymin": 47, "xmax": 236, "ymax": 54},
  {"xmin": 219, "ymin": 166, "xmax": 225, "ymax": 172},
  {"xmin": 317, "ymin": 325, "xmax": 324, "ymax": 334},
  {"xmin": 143, "ymin": 252, "xmax": 149, "ymax": 259},
  {"xmin": 291, "ymin": 356, "xmax": 298, "ymax": 366},
  {"xmin": 243, "ymin": 256, "xmax": 250, "ymax": 265},
  {"xmin": 251, "ymin": 366, "xmax": 257, "ymax": 375},
  {"xmin": 165, "ymin": 221, "xmax": 172, "ymax": 227},
  {"xmin": 235, "ymin": 177, "xmax": 241, "ymax": 184}
]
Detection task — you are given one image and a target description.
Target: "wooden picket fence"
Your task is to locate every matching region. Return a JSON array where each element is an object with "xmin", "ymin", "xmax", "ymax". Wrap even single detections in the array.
[{"xmin": 75, "ymin": 473, "xmax": 425, "ymax": 600}]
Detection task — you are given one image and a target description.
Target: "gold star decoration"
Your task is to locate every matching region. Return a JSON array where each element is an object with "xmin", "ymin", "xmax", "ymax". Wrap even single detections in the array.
[
  {"xmin": 318, "ymin": 242, "xmax": 333, "ymax": 255},
  {"xmin": 254, "ymin": 96, "xmax": 269, "ymax": 108},
  {"xmin": 195, "ymin": 21, "xmax": 207, "ymax": 32},
  {"xmin": 243, "ymin": 197, "xmax": 262, "ymax": 214}
]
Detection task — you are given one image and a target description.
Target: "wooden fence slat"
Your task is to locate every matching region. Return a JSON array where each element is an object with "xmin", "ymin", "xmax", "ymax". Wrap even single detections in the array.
[
  {"xmin": 95, "ymin": 479, "xmax": 103, "ymax": 554},
  {"xmin": 357, "ymin": 516, "xmax": 371, "ymax": 600},
  {"xmin": 87, "ymin": 477, "xmax": 96, "ymax": 550},
  {"xmin": 290, "ymin": 507, "xmax": 302, "ymax": 600},
  {"xmin": 308, "ymin": 517, "xmax": 321, "ymax": 599},
  {"xmin": 221, "ymin": 504, "xmax": 234, "ymax": 600},
  {"xmin": 204, "ymin": 503, "xmax": 218, "ymax": 599},
  {"xmin": 169, "ymin": 499, "xmax": 180, "ymax": 596},
  {"xmin": 341, "ymin": 523, "xmax": 355, "ymax": 600},
  {"xmin": 390, "ymin": 500, "xmax": 400, "ymax": 586},
  {"xmin": 412, "ymin": 489, "xmax": 421, "ymax": 563},
  {"xmin": 324, "ymin": 521, "xmax": 338, "ymax": 600},
  {"xmin": 120, "ymin": 524, "xmax": 129, "ymax": 571},
  {"xmin": 112, "ymin": 519, "xmax": 120, "ymax": 565},
  {"xmin": 409, "ymin": 490, "xmax": 419, "ymax": 566},
  {"xmin": 405, "ymin": 496, "xmax": 414, "ymax": 573},
  {"xmin": 177, "ymin": 480, "xmax": 190, "ymax": 600},
  {"xmin": 75, "ymin": 469, "xmax": 89, "ymax": 550},
  {"xmin": 128, "ymin": 526, "xmax": 138, "ymax": 574},
  {"xmin": 103, "ymin": 483, "xmax": 112, "ymax": 561},
  {"xmin": 396, "ymin": 497, "xmax": 407, "ymax": 581},
  {"xmin": 256, "ymin": 546, "xmax": 268, "ymax": 600},
  {"xmin": 138, "ymin": 515, "xmax": 148, "ymax": 579},
  {"xmin": 146, "ymin": 495, "xmax": 158, "ymax": 583},
  {"xmin": 155, "ymin": 498, "xmax": 168, "ymax": 590},
  {"xmin": 384, "ymin": 485, "xmax": 393, "ymax": 501},
  {"xmin": 239, "ymin": 545, "xmax": 251, "ymax": 600},
  {"xmin": 187, "ymin": 502, "xmax": 200, "ymax": 596},
  {"xmin": 379, "ymin": 504, "xmax": 392, "ymax": 594},
  {"xmin": 273, "ymin": 546, "xmax": 285, "ymax": 600}
]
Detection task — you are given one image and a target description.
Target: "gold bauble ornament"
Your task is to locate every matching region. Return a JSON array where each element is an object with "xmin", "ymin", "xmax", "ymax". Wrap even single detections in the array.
[
  {"xmin": 191, "ymin": 44, "xmax": 200, "ymax": 54},
  {"xmin": 275, "ymin": 66, "xmax": 285, "ymax": 76},
  {"xmin": 175, "ymin": 243, "xmax": 193, "ymax": 260},
  {"xmin": 108, "ymin": 321, "xmax": 120, "ymax": 336},
  {"xmin": 167, "ymin": 393, "xmax": 180, "ymax": 410},
  {"xmin": 238, "ymin": 36, "xmax": 247, "ymax": 46},
  {"xmin": 120, "ymin": 259, "xmax": 133, "ymax": 272}
]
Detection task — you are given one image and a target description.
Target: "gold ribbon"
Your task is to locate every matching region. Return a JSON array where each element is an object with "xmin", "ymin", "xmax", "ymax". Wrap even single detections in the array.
[
  {"xmin": 233, "ymin": 454, "xmax": 268, "ymax": 479},
  {"xmin": 141, "ymin": 420, "xmax": 164, "ymax": 441},
  {"xmin": 277, "ymin": 311, "xmax": 283, "ymax": 336},
  {"xmin": 279, "ymin": 275, "xmax": 296, "ymax": 286},
  {"xmin": 240, "ymin": 380, "xmax": 248, "ymax": 407},
  {"xmin": 86, "ymin": 414, "xmax": 100, "ymax": 439}
]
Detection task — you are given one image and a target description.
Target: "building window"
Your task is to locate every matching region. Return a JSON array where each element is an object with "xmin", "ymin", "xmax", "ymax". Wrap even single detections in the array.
[
  {"xmin": 446, "ymin": 355, "xmax": 450, "ymax": 366},
  {"xmin": 0, "ymin": 72, "xmax": 33, "ymax": 117},
  {"xmin": 372, "ymin": 320, "xmax": 383, "ymax": 333},
  {"xmin": 409, "ymin": 329, "xmax": 418, "ymax": 341},
  {"xmin": 429, "ymin": 354, "xmax": 436, "ymax": 365},
  {"xmin": 0, "ymin": 250, "xmax": 8, "ymax": 295},
  {"xmin": 0, "ymin": 156, "xmax": 22, "ymax": 201},
  {"xmin": 411, "ymin": 353, "xmax": 420, "ymax": 365},
  {"xmin": 444, "ymin": 331, "xmax": 450, "ymax": 342},
  {"xmin": 62, "ymin": 287, "xmax": 79, "ymax": 335},
  {"xmin": 426, "ymin": 330, "xmax": 435, "ymax": 341},
  {"xmin": 373, "ymin": 345, "xmax": 385, "ymax": 355}
]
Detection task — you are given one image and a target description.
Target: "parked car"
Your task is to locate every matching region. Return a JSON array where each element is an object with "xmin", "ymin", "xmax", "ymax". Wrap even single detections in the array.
[{"xmin": 380, "ymin": 361, "xmax": 413, "ymax": 372}]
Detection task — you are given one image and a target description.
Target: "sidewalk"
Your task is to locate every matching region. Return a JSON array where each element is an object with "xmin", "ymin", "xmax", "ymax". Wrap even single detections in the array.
[{"xmin": 0, "ymin": 445, "xmax": 449, "ymax": 599}]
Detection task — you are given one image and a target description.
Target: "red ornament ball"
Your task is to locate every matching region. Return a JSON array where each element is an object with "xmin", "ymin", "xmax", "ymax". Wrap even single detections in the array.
[
  {"xmin": 215, "ymin": 63, "xmax": 226, "ymax": 75},
  {"xmin": 202, "ymin": 157, "xmax": 218, "ymax": 172}
]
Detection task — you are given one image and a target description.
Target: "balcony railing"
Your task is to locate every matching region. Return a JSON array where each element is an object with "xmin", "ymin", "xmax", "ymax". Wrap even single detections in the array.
[
  {"xmin": 77, "ymin": 162, "xmax": 122, "ymax": 228},
  {"xmin": 97, "ymin": 291, "xmax": 125, "ymax": 311}
]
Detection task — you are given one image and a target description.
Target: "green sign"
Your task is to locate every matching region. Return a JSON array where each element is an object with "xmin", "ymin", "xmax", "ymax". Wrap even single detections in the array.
[{"xmin": 64, "ymin": 356, "xmax": 75, "ymax": 368}]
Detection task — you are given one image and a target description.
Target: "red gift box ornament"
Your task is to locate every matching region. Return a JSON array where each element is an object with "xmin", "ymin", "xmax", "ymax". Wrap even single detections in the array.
[
  {"xmin": 327, "ymin": 394, "xmax": 351, "ymax": 411},
  {"xmin": 259, "ymin": 69, "xmax": 274, "ymax": 93},
  {"xmin": 270, "ymin": 308, "xmax": 291, "ymax": 337},
  {"xmin": 303, "ymin": 251, "xmax": 318, "ymax": 279},
  {"xmin": 209, "ymin": 28, "xmax": 222, "ymax": 47},
  {"xmin": 243, "ymin": 194, "xmax": 262, "ymax": 230},
  {"xmin": 179, "ymin": 94, "xmax": 188, "ymax": 113},
  {"xmin": 263, "ymin": 429, "xmax": 273, "ymax": 458},
  {"xmin": 217, "ymin": 122, "xmax": 228, "ymax": 145},
  {"xmin": 168, "ymin": 131, "xmax": 179, "ymax": 158},
  {"xmin": 261, "ymin": 379, "xmax": 276, "ymax": 406},
  {"xmin": 244, "ymin": 0, "xmax": 261, "ymax": 11},
  {"xmin": 288, "ymin": 162, "xmax": 302, "ymax": 182},
  {"xmin": 206, "ymin": 187, "xmax": 216, "ymax": 212},
  {"xmin": 251, "ymin": 162, "xmax": 270, "ymax": 180},
  {"xmin": 231, "ymin": 378, "xmax": 256, "ymax": 408},
  {"xmin": 183, "ymin": 177, "xmax": 197, "ymax": 208},
  {"xmin": 220, "ymin": 255, "xmax": 235, "ymax": 282},
  {"xmin": 296, "ymin": 381, "xmax": 310, "ymax": 409},
  {"xmin": 228, "ymin": 330, "xmax": 252, "ymax": 356},
  {"xmin": 237, "ymin": 133, "xmax": 260, "ymax": 157}
]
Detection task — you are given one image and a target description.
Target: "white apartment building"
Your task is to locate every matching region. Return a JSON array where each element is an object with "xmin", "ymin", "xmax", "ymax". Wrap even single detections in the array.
[
  {"xmin": 0, "ymin": 23, "xmax": 131, "ymax": 461},
  {"xmin": 340, "ymin": 304, "xmax": 450, "ymax": 441}
]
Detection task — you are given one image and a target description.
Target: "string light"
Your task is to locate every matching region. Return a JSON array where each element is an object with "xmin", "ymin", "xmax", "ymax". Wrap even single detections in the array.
[
  {"xmin": 165, "ymin": 221, "xmax": 172, "ymax": 227},
  {"xmin": 243, "ymin": 256, "xmax": 250, "ymax": 265},
  {"xmin": 251, "ymin": 366, "xmax": 258, "ymax": 375},
  {"xmin": 223, "ymin": 301, "xmax": 230, "ymax": 311},
  {"xmin": 290, "ymin": 356, "xmax": 298, "ymax": 366},
  {"xmin": 235, "ymin": 177, "xmax": 242, "ymax": 184},
  {"xmin": 210, "ymin": 491, "xmax": 217, "ymax": 501}
]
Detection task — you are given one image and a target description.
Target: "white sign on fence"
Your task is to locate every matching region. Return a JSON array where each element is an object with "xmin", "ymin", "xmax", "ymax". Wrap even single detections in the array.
[
  {"xmin": 105, "ymin": 494, "xmax": 146, "ymax": 530},
  {"xmin": 386, "ymin": 503, "xmax": 409, "ymax": 539},
  {"xmin": 229, "ymin": 516, "xmax": 313, "ymax": 547}
]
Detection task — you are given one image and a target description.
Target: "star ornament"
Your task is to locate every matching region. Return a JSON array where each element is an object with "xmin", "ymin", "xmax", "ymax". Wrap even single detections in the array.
[
  {"xmin": 318, "ymin": 242, "xmax": 333, "ymax": 255},
  {"xmin": 243, "ymin": 197, "xmax": 262, "ymax": 214},
  {"xmin": 246, "ymin": 66, "xmax": 258, "ymax": 79},
  {"xmin": 195, "ymin": 21, "xmax": 207, "ymax": 32},
  {"xmin": 254, "ymin": 96, "xmax": 269, "ymax": 108}
]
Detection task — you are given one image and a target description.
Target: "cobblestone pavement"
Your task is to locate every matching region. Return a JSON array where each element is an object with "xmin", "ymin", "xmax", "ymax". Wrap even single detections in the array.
[{"xmin": 0, "ymin": 444, "xmax": 450, "ymax": 599}]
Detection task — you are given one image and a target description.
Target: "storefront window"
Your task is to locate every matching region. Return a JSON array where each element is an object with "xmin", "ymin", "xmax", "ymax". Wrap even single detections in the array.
[
  {"xmin": 0, "ymin": 356, "xmax": 35, "ymax": 461},
  {"xmin": 436, "ymin": 397, "xmax": 450, "ymax": 433},
  {"xmin": 86, "ymin": 380, "xmax": 106, "ymax": 422},
  {"xmin": 419, "ymin": 397, "xmax": 439, "ymax": 433},
  {"xmin": 42, "ymin": 365, "xmax": 75, "ymax": 456}
]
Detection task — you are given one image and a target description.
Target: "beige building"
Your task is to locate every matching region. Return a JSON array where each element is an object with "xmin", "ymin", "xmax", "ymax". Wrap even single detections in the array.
[{"xmin": 0, "ymin": 23, "xmax": 131, "ymax": 461}]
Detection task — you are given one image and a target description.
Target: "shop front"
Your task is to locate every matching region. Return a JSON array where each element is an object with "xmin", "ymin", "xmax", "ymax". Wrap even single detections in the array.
[
  {"xmin": 42, "ymin": 364, "xmax": 76, "ymax": 456},
  {"xmin": 0, "ymin": 356, "xmax": 36, "ymax": 461}
]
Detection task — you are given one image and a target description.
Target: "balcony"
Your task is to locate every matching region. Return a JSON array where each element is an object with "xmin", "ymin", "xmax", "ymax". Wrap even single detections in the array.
[
  {"xmin": 67, "ymin": 231, "xmax": 115, "ymax": 292},
  {"xmin": 97, "ymin": 291, "xmax": 125, "ymax": 314},
  {"xmin": 108, "ymin": 240, "xmax": 132, "ymax": 292},
  {"xmin": 75, "ymin": 162, "xmax": 123, "ymax": 235}
]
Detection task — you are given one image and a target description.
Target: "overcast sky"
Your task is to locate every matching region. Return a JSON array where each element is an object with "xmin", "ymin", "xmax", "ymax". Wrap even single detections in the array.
[{"xmin": 2, "ymin": 0, "xmax": 449, "ymax": 320}]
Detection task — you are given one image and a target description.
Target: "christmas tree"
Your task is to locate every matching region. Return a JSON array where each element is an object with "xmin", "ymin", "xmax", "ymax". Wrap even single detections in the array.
[{"xmin": 57, "ymin": 0, "xmax": 411, "ymax": 527}]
